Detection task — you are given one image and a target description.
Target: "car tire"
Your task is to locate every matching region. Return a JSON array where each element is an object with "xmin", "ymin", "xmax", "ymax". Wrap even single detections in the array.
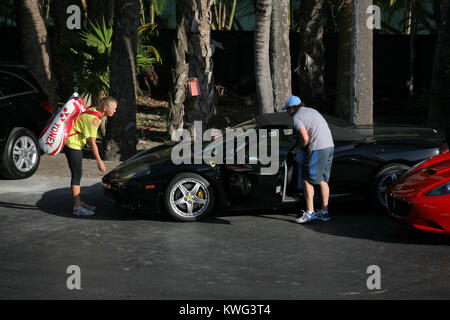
[
  {"xmin": 0, "ymin": 127, "xmax": 41, "ymax": 180},
  {"xmin": 371, "ymin": 163, "xmax": 410, "ymax": 209},
  {"xmin": 164, "ymin": 173, "xmax": 215, "ymax": 222}
]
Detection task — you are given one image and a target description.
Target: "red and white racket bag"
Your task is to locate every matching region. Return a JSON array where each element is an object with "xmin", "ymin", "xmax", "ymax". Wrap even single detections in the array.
[{"xmin": 39, "ymin": 93, "xmax": 88, "ymax": 156}]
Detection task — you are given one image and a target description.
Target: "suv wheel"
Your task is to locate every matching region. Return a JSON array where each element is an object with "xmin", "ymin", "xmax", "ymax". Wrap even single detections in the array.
[{"xmin": 0, "ymin": 128, "xmax": 40, "ymax": 179}]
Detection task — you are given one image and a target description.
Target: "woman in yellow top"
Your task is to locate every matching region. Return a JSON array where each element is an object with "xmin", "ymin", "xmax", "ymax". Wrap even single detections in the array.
[{"xmin": 64, "ymin": 96, "xmax": 117, "ymax": 216}]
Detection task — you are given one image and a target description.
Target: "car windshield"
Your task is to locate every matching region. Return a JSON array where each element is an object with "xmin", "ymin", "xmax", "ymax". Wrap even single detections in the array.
[
  {"xmin": 230, "ymin": 118, "xmax": 258, "ymax": 130},
  {"xmin": 226, "ymin": 112, "xmax": 373, "ymax": 143}
]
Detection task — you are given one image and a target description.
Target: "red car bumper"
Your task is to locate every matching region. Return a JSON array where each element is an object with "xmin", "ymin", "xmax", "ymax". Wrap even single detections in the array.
[{"xmin": 387, "ymin": 193, "xmax": 450, "ymax": 235}]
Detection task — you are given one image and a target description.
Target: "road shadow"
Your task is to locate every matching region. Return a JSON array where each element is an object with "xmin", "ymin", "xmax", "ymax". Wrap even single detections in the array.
[
  {"xmin": 252, "ymin": 201, "xmax": 450, "ymax": 246},
  {"xmin": 0, "ymin": 201, "xmax": 41, "ymax": 210},
  {"xmin": 34, "ymin": 182, "xmax": 231, "ymax": 224},
  {"xmin": 31, "ymin": 184, "xmax": 450, "ymax": 243}
]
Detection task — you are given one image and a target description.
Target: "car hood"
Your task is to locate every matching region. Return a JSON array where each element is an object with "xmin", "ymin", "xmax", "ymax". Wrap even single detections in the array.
[
  {"xmin": 389, "ymin": 159, "xmax": 450, "ymax": 199},
  {"xmin": 103, "ymin": 144, "xmax": 174, "ymax": 181}
]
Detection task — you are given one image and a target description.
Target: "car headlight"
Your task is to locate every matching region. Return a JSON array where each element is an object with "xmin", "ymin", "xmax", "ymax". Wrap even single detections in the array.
[{"xmin": 426, "ymin": 183, "xmax": 450, "ymax": 196}]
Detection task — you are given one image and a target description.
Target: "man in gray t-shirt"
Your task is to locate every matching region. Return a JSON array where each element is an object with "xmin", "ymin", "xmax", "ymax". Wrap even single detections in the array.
[
  {"xmin": 292, "ymin": 107, "xmax": 334, "ymax": 151},
  {"xmin": 282, "ymin": 96, "xmax": 334, "ymax": 224}
]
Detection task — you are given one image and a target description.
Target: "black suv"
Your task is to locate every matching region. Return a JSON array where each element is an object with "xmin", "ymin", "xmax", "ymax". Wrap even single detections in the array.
[{"xmin": 0, "ymin": 62, "xmax": 53, "ymax": 179}]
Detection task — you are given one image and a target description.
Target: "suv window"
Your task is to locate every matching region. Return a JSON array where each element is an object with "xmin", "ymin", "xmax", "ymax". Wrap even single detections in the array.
[{"xmin": 0, "ymin": 71, "xmax": 35, "ymax": 97}]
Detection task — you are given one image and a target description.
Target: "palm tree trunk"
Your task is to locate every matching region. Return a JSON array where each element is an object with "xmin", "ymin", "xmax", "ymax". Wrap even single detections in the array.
[
  {"xmin": 428, "ymin": 0, "xmax": 450, "ymax": 131},
  {"xmin": 13, "ymin": 0, "xmax": 58, "ymax": 110},
  {"xmin": 335, "ymin": 0, "xmax": 352, "ymax": 120},
  {"xmin": 350, "ymin": 0, "xmax": 373, "ymax": 126},
  {"xmin": 168, "ymin": 0, "xmax": 189, "ymax": 137},
  {"xmin": 298, "ymin": 0, "xmax": 326, "ymax": 110},
  {"xmin": 270, "ymin": 0, "xmax": 291, "ymax": 112},
  {"xmin": 169, "ymin": 0, "xmax": 215, "ymax": 135},
  {"xmin": 184, "ymin": 0, "xmax": 215, "ymax": 131},
  {"xmin": 50, "ymin": 0, "xmax": 75, "ymax": 100},
  {"xmin": 105, "ymin": 0, "xmax": 139, "ymax": 160},
  {"xmin": 255, "ymin": 0, "xmax": 274, "ymax": 114}
]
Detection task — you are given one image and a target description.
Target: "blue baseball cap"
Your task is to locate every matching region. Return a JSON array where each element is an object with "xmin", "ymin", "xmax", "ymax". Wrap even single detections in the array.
[{"xmin": 282, "ymin": 96, "xmax": 301, "ymax": 111}]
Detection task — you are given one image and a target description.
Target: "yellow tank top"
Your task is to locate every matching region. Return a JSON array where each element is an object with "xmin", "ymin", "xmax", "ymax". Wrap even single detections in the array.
[{"xmin": 66, "ymin": 108, "xmax": 102, "ymax": 150}]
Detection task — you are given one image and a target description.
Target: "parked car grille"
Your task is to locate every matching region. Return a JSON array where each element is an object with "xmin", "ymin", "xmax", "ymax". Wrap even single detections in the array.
[{"xmin": 387, "ymin": 196, "xmax": 412, "ymax": 217}]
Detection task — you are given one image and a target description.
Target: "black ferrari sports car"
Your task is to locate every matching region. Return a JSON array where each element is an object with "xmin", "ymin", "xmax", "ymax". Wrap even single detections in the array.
[{"xmin": 102, "ymin": 112, "xmax": 448, "ymax": 221}]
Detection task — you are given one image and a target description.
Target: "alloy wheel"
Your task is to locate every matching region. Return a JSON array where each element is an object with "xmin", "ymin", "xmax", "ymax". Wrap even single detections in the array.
[
  {"xmin": 12, "ymin": 136, "xmax": 38, "ymax": 173},
  {"xmin": 377, "ymin": 171, "xmax": 404, "ymax": 208},
  {"xmin": 169, "ymin": 178, "xmax": 210, "ymax": 218}
]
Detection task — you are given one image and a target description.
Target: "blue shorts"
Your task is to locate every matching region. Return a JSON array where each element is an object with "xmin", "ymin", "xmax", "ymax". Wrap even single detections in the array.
[
  {"xmin": 295, "ymin": 150, "xmax": 306, "ymax": 190},
  {"xmin": 304, "ymin": 147, "xmax": 334, "ymax": 185},
  {"xmin": 296, "ymin": 147, "xmax": 334, "ymax": 187}
]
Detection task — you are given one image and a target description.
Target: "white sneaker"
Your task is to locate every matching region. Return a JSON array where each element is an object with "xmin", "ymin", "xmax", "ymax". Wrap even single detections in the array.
[
  {"xmin": 73, "ymin": 206, "xmax": 95, "ymax": 217},
  {"xmin": 295, "ymin": 210, "xmax": 318, "ymax": 224}
]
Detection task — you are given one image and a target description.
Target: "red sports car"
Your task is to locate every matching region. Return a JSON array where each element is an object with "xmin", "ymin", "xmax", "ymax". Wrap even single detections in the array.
[{"xmin": 387, "ymin": 152, "xmax": 450, "ymax": 235}]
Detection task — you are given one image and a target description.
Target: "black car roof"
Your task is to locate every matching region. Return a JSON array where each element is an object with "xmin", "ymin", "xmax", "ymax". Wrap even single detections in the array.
[
  {"xmin": 0, "ymin": 61, "xmax": 44, "ymax": 92},
  {"xmin": 255, "ymin": 111, "xmax": 369, "ymax": 142},
  {"xmin": 256, "ymin": 112, "xmax": 293, "ymax": 128}
]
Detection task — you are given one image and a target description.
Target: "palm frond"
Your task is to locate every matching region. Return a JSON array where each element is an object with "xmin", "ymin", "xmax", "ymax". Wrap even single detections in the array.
[{"xmin": 67, "ymin": 16, "xmax": 162, "ymax": 99}]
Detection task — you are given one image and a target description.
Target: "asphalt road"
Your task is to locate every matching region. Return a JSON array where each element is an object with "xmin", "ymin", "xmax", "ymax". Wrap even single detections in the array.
[{"xmin": 0, "ymin": 174, "xmax": 449, "ymax": 300}]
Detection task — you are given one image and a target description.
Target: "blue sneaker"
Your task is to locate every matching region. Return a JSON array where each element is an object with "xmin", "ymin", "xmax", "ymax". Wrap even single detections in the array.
[
  {"xmin": 73, "ymin": 206, "xmax": 95, "ymax": 217},
  {"xmin": 295, "ymin": 210, "xmax": 318, "ymax": 224},
  {"xmin": 317, "ymin": 210, "xmax": 331, "ymax": 221}
]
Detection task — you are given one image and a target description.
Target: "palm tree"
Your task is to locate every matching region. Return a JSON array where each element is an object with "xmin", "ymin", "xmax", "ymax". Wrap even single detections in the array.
[
  {"xmin": 334, "ymin": 0, "xmax": 373, "ymax": 126},
  {"xmin": 335, "ymin": 0, "xmax": 352, "ymax": 120},
  {"xmin": 168, "ymin": 0, "xmax": 215, "ymax": 136},
  {"xmin": 254, "ymin": 0, "xmax": 274, "ymax": 114},
  {"xmin": 297, "ymin": 0, "xmax": 326, "ymax": 110},
  {"xmin": 270, "ymin": 0, "xmax": 291, "ymax": 112},
  {"xmin": 168, "ymin": 0, "xmax": 189, "ymax": 136},
  {"xmin": 50, "ymin": 0, "xmax": 77, "ymax": 100},
  {"xmin": 105, "ymin": 0, "xmax": 140, "ymax": 160},
  {"xmin": 13, "ymin": 0, "xmax": 58, "ymax": 111},
  {"xmin": 350, "ymin": 0, "xmax": 373, "ymax": 126},
  {"xmin": 69, "ymin": 18, "xmax": 114, "ymax": 105}
]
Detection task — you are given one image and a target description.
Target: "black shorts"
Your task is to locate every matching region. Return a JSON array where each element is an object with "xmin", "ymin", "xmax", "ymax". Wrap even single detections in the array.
[
  {"xmin": 64, "ymin": 146, "xmax": 83, "ymax": 185},
  {"xmin": 303, "ymin": 147, "xmax": 334, "ymax": 185}
]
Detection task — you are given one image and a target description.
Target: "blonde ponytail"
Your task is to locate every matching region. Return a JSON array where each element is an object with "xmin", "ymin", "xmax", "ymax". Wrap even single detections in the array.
[{"xmin": 99, "ymin": 96, "xmax": 117, "ymax": 112}]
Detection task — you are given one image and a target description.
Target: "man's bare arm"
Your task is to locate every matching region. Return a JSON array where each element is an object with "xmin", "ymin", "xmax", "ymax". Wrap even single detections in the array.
[{"xmin": 298, "ymin": 127, "xmax": 309, "ymax": 148}]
